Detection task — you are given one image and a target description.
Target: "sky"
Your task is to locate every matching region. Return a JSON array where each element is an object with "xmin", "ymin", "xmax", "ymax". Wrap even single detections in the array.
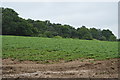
[{"xmin": 2, "ymin": 1, "xmax": 118, "ymax": 38}]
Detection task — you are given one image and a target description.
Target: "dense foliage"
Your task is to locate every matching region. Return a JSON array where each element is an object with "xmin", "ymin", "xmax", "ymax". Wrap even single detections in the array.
[{"xmin": 2, "ymin": 7, "xmax": 117, "ymax": 41}]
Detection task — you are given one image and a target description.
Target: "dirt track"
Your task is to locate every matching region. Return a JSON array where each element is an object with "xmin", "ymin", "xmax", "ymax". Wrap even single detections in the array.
[{"xmin": 2, "ymin": 58, "xmax": 119, "ymax": 78}]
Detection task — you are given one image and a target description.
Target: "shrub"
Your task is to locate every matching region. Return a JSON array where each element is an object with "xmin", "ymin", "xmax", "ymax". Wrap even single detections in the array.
[{"xmin": 54, "ymin": 36, "xmax": 62, "ymax": 38}]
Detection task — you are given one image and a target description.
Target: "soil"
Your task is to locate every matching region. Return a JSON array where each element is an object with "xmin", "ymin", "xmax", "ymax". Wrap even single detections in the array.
[{"xmin": 2, "ymin": 58, "xmax": 119, "ymax": 78}]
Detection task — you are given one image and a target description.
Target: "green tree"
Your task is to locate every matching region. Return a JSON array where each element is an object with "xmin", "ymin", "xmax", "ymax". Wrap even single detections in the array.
[
  {"xmin": 109, "ymin": 35, "xmax": 116, "ymax": 41},
  {"xmin": 2, "ymin": 8, "xmax": 38, "ymax": 36},
  {"xmin": 15, "ymin": 19, "xmax": 34, "ymax": 36},
  {"xmin": 90, "ymin": 28, "xmax": 99, "ymax": 39},
  {"xmin": 43, "ymin": 31, "xmax": 53, "ymax": 38},
  {"xmin": 2, "ymin": 7, "xmax": 117, "ymax": 41},
  {"xmin": 117, "ymin": 39, "xmax": 120, "ymax": 41},
  {"xmin": 77, "ymin": 26, "xmax": 93, "ymax": 40},
  {"xmin": 99, "ymin": 36, "xmax": 106, "ymax": 41},
  {"xmin": 102, "ymin": 29, "xmax": 114, "ymax": 41},
  {"xmin": 2, "ymin": 8, "xmax": 20, "ymax": 35}
]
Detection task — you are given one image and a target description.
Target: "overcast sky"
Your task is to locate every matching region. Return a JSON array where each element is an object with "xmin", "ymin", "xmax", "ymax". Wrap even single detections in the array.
[{"xmin": 2, "ymin": 2, "xmax": 118, "ymax": 38}]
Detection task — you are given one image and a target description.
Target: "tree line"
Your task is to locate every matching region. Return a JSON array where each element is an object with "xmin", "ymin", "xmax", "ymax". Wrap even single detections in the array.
[{"xmin": 2, "ymin": 7, "xmax": 117, "ymax": 41}]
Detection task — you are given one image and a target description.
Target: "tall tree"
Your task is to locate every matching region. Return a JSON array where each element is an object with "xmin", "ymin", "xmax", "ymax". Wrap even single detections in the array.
[
  {"xmin": 2, "ymin": 8, "xmax": 38, "ymax": 36},
  {"xmin": 109, "ymin": 35, "xmax": 116, "ymax": 41},
  {"xmin": 2, "ymin": 8, "xmax": 20, "ymax": 35},
  {"xmin": 2, "ymin": 7, "xmax": 117, "ymax": 41},
  {"xmin": 102, "ymin": 29, "xmax": 115, "ymax": 41},
  {"xmin": 90, "ymin": 28, "xmax": 99, "ymax": 39},
  {"xmin": 77, "ymin": 26, "xmax": 93, "ymax": 40}
]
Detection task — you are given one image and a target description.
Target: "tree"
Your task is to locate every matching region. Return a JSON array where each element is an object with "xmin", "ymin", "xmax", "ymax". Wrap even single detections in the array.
[
  {"xmin": 43, "ymin": 31, "xmax": 53, "ymax": 38},
  {"xmin": 109, "ymin": 35, "xmax": 116, "ymax": 41},
  {"xmin": 2, "ymin": 8, "xmax": 38, "ymax": 36},
  {"xmin": 15, "ymin": 19, "xmax": 34, "ymax": 36},
  {"xmin": 82, "ymin": 33, "xmax": 93, "ymax": 40},
  {"xmin": 90, "ymin": 28, "xmax": 99, "ymax": 39},
  {"xmin": 102, "ymin": 29, "xmax": 114, "ymax": 41},
  {"xmin": 99, "ymin": 36, "xmax": 106, "ymax": 41},
  {"xmin": 2, "ymin": 7, "xmax": 117, "ymax": 41},
  {"xmin": 2, "ymin": 8, "xmax": 20, "ymax": 35},
  {"xmin": 117, "ymin": 39, "xmax": 120, "ymax": 41},
  {"xmin": 70, "ymin": 29, "xmax": 78, "ymax": 38},
  {"xmin": 77, "ymin": 26, "xmax": 93, "ymax": 40}
]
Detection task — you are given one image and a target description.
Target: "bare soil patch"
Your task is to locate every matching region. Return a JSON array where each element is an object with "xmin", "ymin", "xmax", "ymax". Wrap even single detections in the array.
[{"xmin": 2, "ymin": 58, "xmax": 119, "ymax": 78}]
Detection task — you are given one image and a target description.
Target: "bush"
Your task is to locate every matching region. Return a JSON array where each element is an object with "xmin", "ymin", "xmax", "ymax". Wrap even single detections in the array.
[
  {"xmin": 82, "ymin": 34, "xmax": 93, "ymax": 40},
  {"xmin": 99, "ymin": 36, "xmax": 106, "ymax": 41},
  {"xmin": 43, "ymin": 31, "xmax": 53, "ymax": 38},
  {"xmin": 54, "ymin": 36, "xmax": 62, "ymax": 38}
]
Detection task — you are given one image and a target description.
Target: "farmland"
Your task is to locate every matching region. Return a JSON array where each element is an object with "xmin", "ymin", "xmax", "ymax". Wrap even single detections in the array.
[
  {"xmin": 2, "ymin": 36, "xmax": 118, "ymax": 62},
  {"xmin": 2, "ymin": 35, "xmax": 119, "ymax": 78}
]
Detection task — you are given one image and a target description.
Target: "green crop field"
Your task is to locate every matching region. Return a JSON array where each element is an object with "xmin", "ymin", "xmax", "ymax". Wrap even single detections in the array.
[{"xmin": 2, "ymin": 36, "xmax": 118, "ymax": 62}]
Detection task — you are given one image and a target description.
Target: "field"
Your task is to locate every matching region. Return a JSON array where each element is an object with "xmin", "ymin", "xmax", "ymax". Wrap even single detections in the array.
[
  {"xmin": 2, "ymin": 36, "xmax": 119, "ymax": 78},
  {"xmin": 3, "ymin": 36, "xmax": 118, "ymax": 62}
]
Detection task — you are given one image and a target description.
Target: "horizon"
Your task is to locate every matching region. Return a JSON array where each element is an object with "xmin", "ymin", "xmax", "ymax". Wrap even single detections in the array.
[{"xmin": 2, "ymin": 2, "xmax": 118, "ymax": 38}]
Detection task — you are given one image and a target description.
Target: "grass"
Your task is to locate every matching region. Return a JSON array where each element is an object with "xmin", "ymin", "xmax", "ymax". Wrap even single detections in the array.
[{"xmin": 2, "ymin": 35, "xmax": 119, "ymax": 62}]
